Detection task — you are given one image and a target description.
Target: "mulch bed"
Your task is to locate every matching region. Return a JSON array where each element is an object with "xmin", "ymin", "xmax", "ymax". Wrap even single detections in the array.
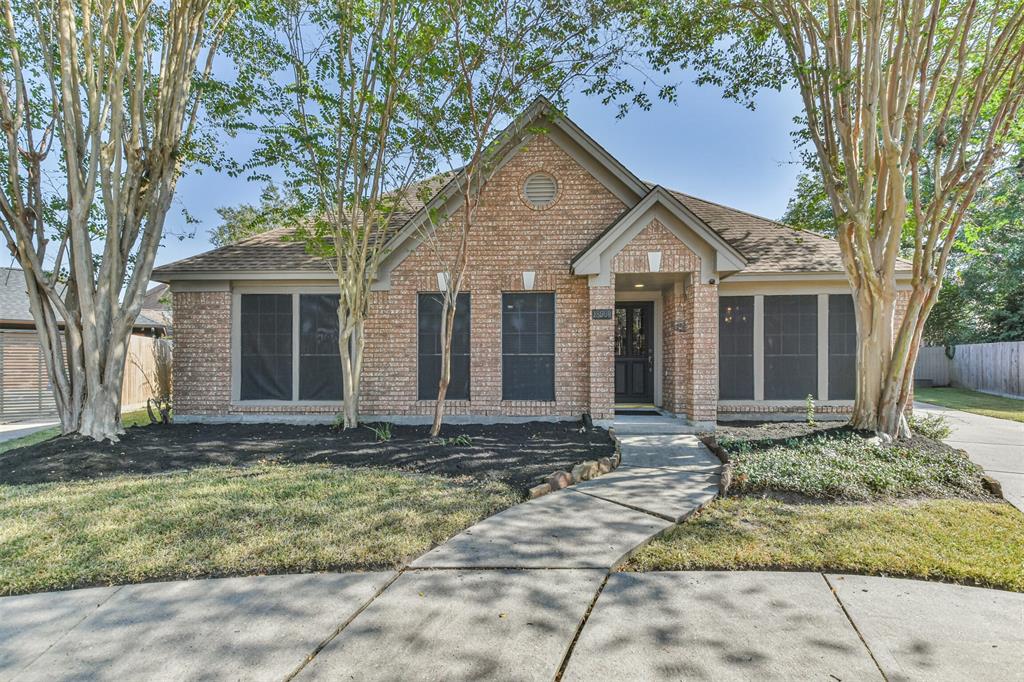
[
  {"xmin": 710, "ymin": 420, "xmax": 957, "ymax": 459},
  {"xmin": 0, "ymin": 420, "xmax": 615, "ymax": 493}
]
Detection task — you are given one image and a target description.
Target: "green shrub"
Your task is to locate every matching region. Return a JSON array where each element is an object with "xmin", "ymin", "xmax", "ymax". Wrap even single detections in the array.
[
  {"xmin": 908, "ymin": 411, "xmax": 953, "ymax": 440},
  {"xmin": 367, "ymin": 422, "xmax": 393, "ymax": 442},
  {"xmin": 727, "ymin": 431, "xmax": 987, "ymax": 501}
]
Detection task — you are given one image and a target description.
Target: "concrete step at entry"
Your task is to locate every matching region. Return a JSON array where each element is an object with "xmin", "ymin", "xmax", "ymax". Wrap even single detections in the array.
[{"xmin": 611, "ymin": 414, "xmax": 699, "ymax": 435}]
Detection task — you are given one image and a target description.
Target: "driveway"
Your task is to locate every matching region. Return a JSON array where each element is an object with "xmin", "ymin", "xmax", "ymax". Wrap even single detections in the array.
[
  {"xmin": 914, "ymin": 401, "xmax": 1024, "ymax": 512},
  {"xmin": 0, "ymin": 420, "xmax": 57, "ymax": 445}
]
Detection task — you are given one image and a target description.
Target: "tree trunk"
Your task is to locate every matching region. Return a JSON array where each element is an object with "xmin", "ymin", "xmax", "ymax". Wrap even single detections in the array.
[
  {"xmin": 430, "ymin": 296, "xmax": 457, "ymax": 438},
  {"xmin": 78, "ymin": 383, "xmax": 125, "ymax": 441},
  {"xmin": 337, "ymin": 319, "xmax": 365, "ymax": 429},
  {"xmin": 850, "ymin": 284, "xmax": 913, "ymax": 438}
]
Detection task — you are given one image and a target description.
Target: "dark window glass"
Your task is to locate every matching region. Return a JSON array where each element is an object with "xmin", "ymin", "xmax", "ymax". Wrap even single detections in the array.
[
  {"xmin": 502, "ymin": 293, "xmax": 555, "ymax": 400},
  {"xmin": 828, "ymin": 294, "xmax": 857, "ymax": 400},
  {"xmin": 764, "ymin": 295, "xmax": 818, "ymax": 399},
  {"xmin": 719, "ymin": 296, "xmax": 754, "ymax": 399},
  {"xmin": 299, "ymin": 294, "xmax": 343, "ymax": 400},
  {"xmin": 418, "ymin": 293, "xmax": 471, "ymax": 400},
  {"xmin": 239, "ymin": 294, "xmax": 292, "ymax": 401}
]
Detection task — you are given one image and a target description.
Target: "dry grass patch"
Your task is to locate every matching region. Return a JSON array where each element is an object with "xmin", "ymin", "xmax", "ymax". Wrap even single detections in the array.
[
  {"xmin": 0, "ymin": 463, "xmax": 517, "ymax": 596},
  {"xmin": 626, "ymin": 497, "xmax": 1024, "ymax": 592}
]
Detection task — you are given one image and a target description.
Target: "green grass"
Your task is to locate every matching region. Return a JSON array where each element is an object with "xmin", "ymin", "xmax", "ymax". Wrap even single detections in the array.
[
  {"xmin": 722, "ymin": 430, "xmax": 987, "ymax": 500},
  {"xmin": 626, "ymin": 497, "xmax": 1024, "ymax": 592},
  {"xmin": 0, "ymin": 409, "xmax": 151, "ymax": 454},
  {"xmin": 916, "ymin": 386, "xmax": 1024, "ymax": 423},
  {"xmin": 0, "ymin": 463, "xmax": 518, "ymax": 596}
]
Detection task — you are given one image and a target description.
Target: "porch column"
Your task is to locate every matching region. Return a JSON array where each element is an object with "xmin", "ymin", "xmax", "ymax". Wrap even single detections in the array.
[
  {"xmin": 687, "ymin": 280, "xmax": 719, "ymax": 426},
  {"xmin": 588, "ymin": 278, "xmax": 615, "ymax": 420}
]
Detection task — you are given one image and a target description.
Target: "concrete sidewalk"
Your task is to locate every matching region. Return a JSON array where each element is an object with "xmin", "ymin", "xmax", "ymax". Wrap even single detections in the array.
[
  {"xmin": 914, "ymin": 401, "xmax": 1024, "ymax": 511},
  {"xmin": 4, "ymin": 571, "xmax": 1021, "ymax": 681}
]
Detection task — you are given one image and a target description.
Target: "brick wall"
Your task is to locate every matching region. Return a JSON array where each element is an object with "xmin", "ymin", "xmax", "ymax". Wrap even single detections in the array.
[
  {"xmin": 686, "ymin": 282, "xmax": 719, "ymax": 423},
  {"xmin": 360, "ymin": 134, "xmax": 628, "ymax": 417},
  {"xmin": 172, "ymin": 291, "xmax": 231, "ymax": 415}
]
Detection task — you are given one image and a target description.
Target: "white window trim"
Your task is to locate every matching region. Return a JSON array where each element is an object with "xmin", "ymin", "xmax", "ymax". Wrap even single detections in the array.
[{"xmin": 231, "ymin": 285, "xmax": 345, "ymax": 406}]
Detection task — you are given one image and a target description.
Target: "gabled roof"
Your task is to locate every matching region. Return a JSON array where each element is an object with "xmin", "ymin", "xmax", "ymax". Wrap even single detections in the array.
[
  {"xmin": 375, "ymin": 96, "xmax": 649, "ymax": 278},
  {"xmin": 572, "ymin": 186, "xmax": 748, "ymax": 279},
  {"xmin": 151, "ymin": 98, "xmax": 903, "ymax": 282}
]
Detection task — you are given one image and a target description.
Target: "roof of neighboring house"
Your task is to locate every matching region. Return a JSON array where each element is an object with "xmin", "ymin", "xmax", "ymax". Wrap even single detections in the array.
[
  {"xmin": 151, "ymin": 98, "xmax": 906, "ymax": 281},
  {"xmin": 0, "ymin": 267, "xmax": 167, "ymax": 331}
]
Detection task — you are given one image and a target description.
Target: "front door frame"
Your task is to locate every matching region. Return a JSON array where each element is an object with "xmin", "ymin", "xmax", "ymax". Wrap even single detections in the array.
[{"xmin": 614, "ymin": 290, "xmax": 663, "ymax": 407}]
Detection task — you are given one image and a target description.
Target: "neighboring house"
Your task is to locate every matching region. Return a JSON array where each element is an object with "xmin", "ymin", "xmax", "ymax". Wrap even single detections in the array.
[
  {"xmin": 153, "ymin": 98, "xmax": 911, "ymax": 427},
  {"xmin": 142, "ymin": 283, "xmax": 173, "ymax": 335},
  {"xmin": 0, "ymin": 267, "xmax": 167, "ymax": 422}
]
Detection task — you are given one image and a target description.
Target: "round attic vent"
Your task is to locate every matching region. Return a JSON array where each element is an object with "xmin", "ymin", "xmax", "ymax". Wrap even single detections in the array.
[{"xmin": 523, "ymin": 172, "xmax": 558, "ymax": 209}]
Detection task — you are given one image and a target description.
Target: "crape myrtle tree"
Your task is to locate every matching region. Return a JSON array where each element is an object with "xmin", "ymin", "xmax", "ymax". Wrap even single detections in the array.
[
  {"xmin": 239, "ymin": 0, "xmax": 446, "ymax": 429},
  {"xmin": 0, "ymin": 0, "xmax": 238, "ymax": 441},
  {"xmin": 631, "ymin": 0, "xmax": 1024, "ymax": 437},
  {"xmin": 422, "ymin": 0, "xmax": 628, "ymax": 437}
]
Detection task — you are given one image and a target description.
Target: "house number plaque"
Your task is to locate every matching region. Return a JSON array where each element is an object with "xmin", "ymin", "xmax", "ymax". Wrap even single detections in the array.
[{"xmin": 591, "ymin": 308, "xmax": 613, "ymax": 320}]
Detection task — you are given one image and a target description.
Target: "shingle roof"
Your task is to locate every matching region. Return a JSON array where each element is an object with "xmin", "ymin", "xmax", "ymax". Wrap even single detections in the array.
[
  {"xmin": 0, "ymin": 267, "xmax": 166, "ymax": 329},
  {"xmin": 153, "ymin": 172, "xmax": 456, "ymax": 277},
  {"xmin": 665, "ymin": 190, "xmax": 848, "ymax": 274}
]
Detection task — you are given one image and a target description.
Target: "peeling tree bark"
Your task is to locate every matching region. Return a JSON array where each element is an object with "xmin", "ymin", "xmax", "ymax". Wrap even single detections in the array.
[{"xmin": 0, "ymin": 0, "xmax": 235, "ymax": 441}]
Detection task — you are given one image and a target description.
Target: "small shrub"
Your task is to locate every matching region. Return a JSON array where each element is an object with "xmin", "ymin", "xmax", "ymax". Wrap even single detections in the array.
[
  {"xmin": 436, "ymin": 434, "xmax": 472, "ymax": 447},
  {"xmin": 908, "ymin": 412, "xmax": 953, "ymax": 440},
  {"xmin": 805, "ymin": 394, "xmax": 816, "ymax": 426},
  {"xmin": 366, "ymin": 422, "xmax": 393, "ymax": 442}
]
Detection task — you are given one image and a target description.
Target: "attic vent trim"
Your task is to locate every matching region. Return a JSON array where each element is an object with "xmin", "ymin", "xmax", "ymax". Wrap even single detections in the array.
[{"xmin": 522, "ymin": 172, "xmax": 559, "ymax": 209}]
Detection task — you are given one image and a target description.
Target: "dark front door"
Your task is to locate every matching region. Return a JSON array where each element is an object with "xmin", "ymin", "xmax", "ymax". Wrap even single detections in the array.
[{"xmin": 614, "ymin": 301, "xmax": 655, "ymax": 404}]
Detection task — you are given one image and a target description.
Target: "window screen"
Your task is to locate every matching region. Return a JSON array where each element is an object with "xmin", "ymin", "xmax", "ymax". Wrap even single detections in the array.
[
  {"xmin": 502, "ymin": 293, "xmax": 555, "ymax": 400},
  {"xmin": 764, "ymin": 295, "xmax": 818, "ymax": 399},
  {"xmin": 299, "ymin": 294, "xmax": 343, "ymax": 401},
  {"xmin": 240, "ymin": 294, "xmax": 292, "ymax": 400},
  {"xmin": 418, "ymin": 293, "xmax": 470, "ymax": 400},
  {"xmin": 828, "ymin": 294, "xmax": 857, "ymax": 400},
  {"xmin": 719, "ymin": 296, "xmax": 754, "ymax": 399}
]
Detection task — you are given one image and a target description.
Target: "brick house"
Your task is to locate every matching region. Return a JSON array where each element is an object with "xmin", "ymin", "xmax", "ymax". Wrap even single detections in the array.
[{"xmin": 153, "ymin": 98, "xmax": 910, "ymax": 427}]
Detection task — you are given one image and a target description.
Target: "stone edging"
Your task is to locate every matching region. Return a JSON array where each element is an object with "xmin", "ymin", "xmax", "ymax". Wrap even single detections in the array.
[
  {"xmin": 700, "ymin": 434, "xmax": 734, "ymax": 497},
  {"xmin": 527, "ymin": 427, "xmax": 623, "ymax": 499}
]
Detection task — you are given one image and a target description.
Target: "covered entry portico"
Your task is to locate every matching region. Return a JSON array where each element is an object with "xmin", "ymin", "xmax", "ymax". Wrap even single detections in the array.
[{"xmin": 572, "ymin": 186, "xmax": 747, "ymax": 427}]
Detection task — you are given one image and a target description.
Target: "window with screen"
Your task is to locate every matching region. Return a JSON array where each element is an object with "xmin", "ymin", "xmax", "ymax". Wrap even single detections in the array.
[
  {"xmin": 719, "ymin": 296, "xmax": 754, "ymax": 399},
  {"xmin": 418, "ymin": 293, "xmax": 470, "ymax": 400},
  {"xmin": 239, "ymin": 294, "xmax": 293, "ymax": 401},
  {"xmin": 299, "ymin": 294, "xmax": 342, "ymax": 400},
  {"xmin": 828, "ymin": 294, "xmax": 857, "ymax": 400},
  {"xmin": 763, "ymin": 295, "xmax": 818, "ymax": 399},
  {"xmin": 502, "ymin": 293, "xmax": 555, "ymax": 400}
]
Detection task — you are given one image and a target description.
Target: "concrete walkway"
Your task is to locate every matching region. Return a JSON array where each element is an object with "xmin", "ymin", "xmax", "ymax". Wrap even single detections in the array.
[
  {"xmin": 914, "ymin": 401, "xmax": 1024, "ymax": 512},
  {"xmin": 0, "ymin": 419, "xmax": 57, "ymax": 445},
  {"xmin": 4, "ymin": 430, "xmax": 1022, "ymax": 680}
]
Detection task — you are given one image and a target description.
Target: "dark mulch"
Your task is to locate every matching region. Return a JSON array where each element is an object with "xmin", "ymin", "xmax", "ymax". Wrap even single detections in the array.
[
  {"xmin": 710, "ymin": 421, "xmax": 956, "ymax": 459},
  {"xmin": 0, "ymin": 420, "xmax": 614, "ymax": 493}
]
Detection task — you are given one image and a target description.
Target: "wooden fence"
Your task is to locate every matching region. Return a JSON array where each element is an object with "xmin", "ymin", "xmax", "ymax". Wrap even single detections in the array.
[
  {"xmin": 915, "ymin": 341, "xmax": 1024, "ymax": 398},
  {"xmin": 0, "ymin": 330, "xmax": 171, "ymax": 422}
]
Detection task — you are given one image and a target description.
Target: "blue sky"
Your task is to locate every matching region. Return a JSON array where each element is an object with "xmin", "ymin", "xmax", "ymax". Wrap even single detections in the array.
[{"xmin": 157, "ymin": 82, "xmax": 807, "ymax": 268}]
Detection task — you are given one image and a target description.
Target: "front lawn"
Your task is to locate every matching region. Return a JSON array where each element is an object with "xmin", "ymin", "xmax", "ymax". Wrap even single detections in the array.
[
  {"xmin": 915, "ymin": 386, "xmax": 1024, "ymax": 423},
  {"xmin": 628, "ymin": 420, "xmax": 1021, "ymax": 591},
  {"xmin": 0, "ymin": 463, "xmax": 517, "ymax": 596},
  {"xmin": 626, "ymin": 497, "xmax": 1024, "ymax": 592}
]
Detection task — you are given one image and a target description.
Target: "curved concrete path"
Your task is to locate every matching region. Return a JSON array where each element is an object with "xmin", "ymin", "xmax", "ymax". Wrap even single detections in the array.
[{"xmin": 3, "ymin": 431, "xmax": 1022, "ymax": 680}]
